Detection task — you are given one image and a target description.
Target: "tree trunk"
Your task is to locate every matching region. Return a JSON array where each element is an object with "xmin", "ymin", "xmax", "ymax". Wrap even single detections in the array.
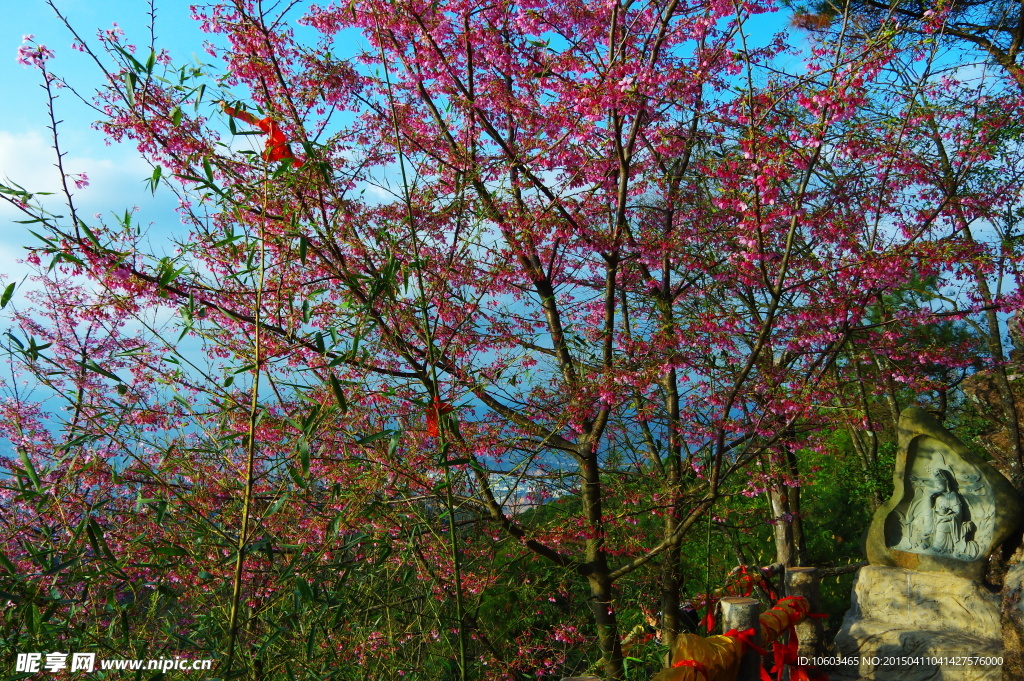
[
  {"xmin": 581, "ymin": 447, "xmax": 624, "ymax": 679},
  {"xmin": 787, "ymin": 447, "xmax": 807, "ymax": 567},
  {"xmin": 768, "ymin": 486, "xmax": 797, "ymax": 567},
  {"xmin": 589, "ymin": 573, "xmax": 625, "ymax": 680},
  {"xmin": 766, "ymin": 447, "xmax": 806, "ymax": 567},
  {"xmin": 871, "ymin": 350, "xmax": 902, "ymax": 428},
  {"xmin": 659, "ymin": 367, "xmax": 685, "ymax": 650},
  {"xmin": 659, "ymin": 538, "xmax": 682, "ymax": 649}
]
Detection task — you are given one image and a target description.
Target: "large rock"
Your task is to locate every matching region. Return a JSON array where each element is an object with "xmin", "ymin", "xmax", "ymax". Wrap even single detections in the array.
[
  {"xmin": 832, "ymin": 566, "xmax": 1003, "ymax": 680},
  {"xmin": 865, "ymin": 407, "xmax": 1021, "ymax": 582},
  {"xmin": 836, "ymin": 409, "xmax": 1021, "ymax": 680}
]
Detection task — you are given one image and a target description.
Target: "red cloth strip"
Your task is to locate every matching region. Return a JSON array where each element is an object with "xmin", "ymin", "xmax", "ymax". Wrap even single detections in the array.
[
  {"xmin": 223, "ymin": 103, "xmax": 303, "ymax": 167},
  {"xmin": 426, "ymin": 398, "xmax": 454, "ymax": 437},
  {"xmin": 723, "ymin": 627, "xmax": 768, "ymax": 656},
  {"xmin": 670, "ymin": 659, "xmax": 709, "ymax": 680}
]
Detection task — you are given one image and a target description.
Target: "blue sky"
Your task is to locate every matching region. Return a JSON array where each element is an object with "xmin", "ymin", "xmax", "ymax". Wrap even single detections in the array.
[
  {"xmin": 0, "ymin": 1, "xmax": 212, "ymax": 459},
  {"xmin": 1, "ymin": 1, "xmax": 209, "ymax": 283}
]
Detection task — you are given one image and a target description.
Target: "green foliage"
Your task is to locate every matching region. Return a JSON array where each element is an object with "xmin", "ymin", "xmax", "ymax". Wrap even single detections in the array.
[{"xmin": 799, "ymin": 433, "xmax": 895, "ymax": 627}]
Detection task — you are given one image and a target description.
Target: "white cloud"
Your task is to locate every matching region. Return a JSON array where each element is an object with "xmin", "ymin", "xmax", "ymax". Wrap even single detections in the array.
[
  {"xmin": 0, "ymin": 128, "xmax": 161, "ymax": 225},
  {"xmin": 0, "ymin": 127, "xmax": 189, "ymax": 316}
]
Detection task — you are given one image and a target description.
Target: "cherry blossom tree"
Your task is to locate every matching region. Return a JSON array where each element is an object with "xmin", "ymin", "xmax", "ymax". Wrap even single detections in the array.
[{"xmin": 4, "ymin": 0, "xmax": 1024, "ymax": 678}]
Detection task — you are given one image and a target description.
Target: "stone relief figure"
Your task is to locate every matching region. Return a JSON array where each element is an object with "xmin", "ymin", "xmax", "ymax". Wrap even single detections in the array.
[
  {"xmin": 895, "ymin": 466, "xmax": 979, "ymax": 560},
  {"xmin": 930, "ymin": 469, "xmax": 978, "ymax": 559},
  {"xmin": 871, "ymin": 408, "xmax": 1020, "ymax": 581},
  {"xmin": 901, "ymin": 473, "xmax": 934, "ymax": 550}
]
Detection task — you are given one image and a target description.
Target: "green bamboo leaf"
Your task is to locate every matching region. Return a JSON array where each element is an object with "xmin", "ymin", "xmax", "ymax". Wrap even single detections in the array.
[
  {"xmin": 18, "ymin": 448, "xmax": 41, "ymax": 490},
  {"xmin": 0, "ymin": 548, "xmax": 18, "ymax": 574},
  {"xmin": 123, "ymin": 71, "xmax": 136, "ymax": 106},
  {"xmin": 25, "ymin": 336, "xmax": 52, "ymax": 361},
  {"xmin": 119, "ymin": 609, "xmax": 130, "ymax": 643},
  {"xmin": 287, "ymin": 464, "xmax": 306, "ymax": 488},
  {"xmin": 0, "ymin": 282, "xmax": 14, "ymax": 308},
  {"xmin": 356, "ymin": 431, "xmax": 391, "ymax": 445},
  {"xmin": 79, "ymin": 222, "xmax": 102, "ymax": 249},
  {"xmin": 151, "ymin": 544, "xmax": 188, "ymax": 558},
  {"xmin": 115, "ymin": 45, "xmax": 145, "ymax": 72},
  {"xmin": 88, "ymin": 518, "xmax": 117, "ymax": 561},
  {"xmin": 43, "ymin": 556, "xmax": 79, "ymax": 575},
  {"xmin": 83, "ymin": 359, "xmax": 122, "ymax": 383},
  {"xmin": 300, "ymin": 402, "xmax": 322, "ymax": 434},
  {"xmin": 255, "ymin": 626, "xmax": 285, "ymax": 659},
  {"xmin": 48, "ymin": 251, "xmax": 87, "ymax": 271},
  {"xmin": 154, "ymin": 500, "xmax": 168, "ymax": 524},
  {"xmin": 0, "ymin": 589, "xmax": 22, "ymax": 605},
  {"xmin": 157, "ymin": 584, "xmax": 179, "ymax": 598},
  {"xmin": 149, "ymin": 164, "xmax": 163, "ymax": 194},
  {"xmin": 328, "ymin": 372, "xmax": 347, "ymax": 412},
  {"xmin": 295, "ymin": 576, "xmax": 314, "ymax": 601},
  {"xmin": 266, "ymin": 494, "xmax": 289, "ymax": 517},
  {"xmin": 297, "ymin": 439, "xmax": 310, "ymax": 476},
  {"xmin": 171, "ymin": 631, "xmax": 203, "ymax": 648},
  {"xmin": 306, "ymin": 622, "xmax": 317, "ymax": 659}
]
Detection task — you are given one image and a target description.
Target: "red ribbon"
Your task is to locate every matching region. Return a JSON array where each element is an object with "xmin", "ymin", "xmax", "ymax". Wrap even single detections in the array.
[
  {"xmin": 733, "ymin": 566, "xmax": 755, "ymax": 597},
  {"xmin": 223, "ymin": 104, "xmax": 303, "ymax": 167},
  {"xmin": 723, "ymin": 627, "xmax": 772, "ymax": 681},
  {"xmin": 725, "ymin": 564, "xmax": 779, "ymax": 601},
  {"xmin": 772, "ymin": 629, "xmax": 799, "ymax": 680},
  {"xmin": 670, "ymin": 659, "xmax": 709, "ymax": 680},
  {"xmin": 723, "ymin": 627, "xmax": 768, "ymax": 656},
  {"xmin": 773, "ymin": 595, "xmax": 824, "ymax": 618},
  {"xmin": 766, "ymin": 596, "xmax": 829, "ymax": 681},
  {"xmin": 700, "ymin": 599, "xmax": 717, "ymax": 633},
  {"xmin": 426, "ymin": 398, "xmax": 454, "ymax": 437},
  {"xmin": 760, "ymin": 567, "xmax": 779, "ymax": 601}
]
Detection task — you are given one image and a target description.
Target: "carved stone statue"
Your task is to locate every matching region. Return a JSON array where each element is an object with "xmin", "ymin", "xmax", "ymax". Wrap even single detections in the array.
[
  {"xmin": 928, "ymin": 468, "xmax": 977, "ymax": 558},
  {"xmin": 893, "ymin": 465, "xmax": 979, "ymax": 560},
  {"xmin": 866, "ymin": 407, "xmax": 1020, "ymax": 581},
  {"xmin": 832, "ymin": 407, "xmax": 1019, "ymax": 681}
]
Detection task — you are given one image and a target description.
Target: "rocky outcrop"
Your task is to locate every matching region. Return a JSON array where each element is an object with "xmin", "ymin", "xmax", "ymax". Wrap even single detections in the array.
[
  {"xmin": 832, "ymin": 566, "xmax": 1003, "ymax": 680},
  {"xmin": 836, "ymin": 409, "xmax": 1020, "ymax": 680}
]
